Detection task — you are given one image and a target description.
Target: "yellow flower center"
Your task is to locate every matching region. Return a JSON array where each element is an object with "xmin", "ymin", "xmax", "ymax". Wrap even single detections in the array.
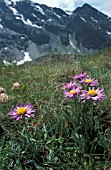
[
  {"xmin": 17, "ymin": 107, "xmax": 27, "ymax": 115},
  {"xmin": 70, "ymin": 89, "xmax": 76, "ymax": 95},
  {"xmin": 88, "ymin": 90, "xmax": 97, "ymax": 96},
  {"xmin": 85, "ymin": 79, "xmax": 92, "ymax": 83}
]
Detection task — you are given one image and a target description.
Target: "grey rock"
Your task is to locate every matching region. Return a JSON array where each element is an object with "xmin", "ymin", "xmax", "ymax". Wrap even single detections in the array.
[{"xmin": 0, "ymin": 0, "xmax": 111, "ymax": 62}]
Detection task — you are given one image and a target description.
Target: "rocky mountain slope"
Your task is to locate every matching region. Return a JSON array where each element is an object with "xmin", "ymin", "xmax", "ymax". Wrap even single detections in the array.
[{"xmin": 0, "ymin": 0, "xmax": 111, "ymax": 64}]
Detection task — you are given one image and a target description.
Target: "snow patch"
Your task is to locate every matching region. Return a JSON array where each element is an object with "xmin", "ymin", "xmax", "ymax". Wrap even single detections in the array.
[
  {"xmin": 21, "ymin": 37, "xmax": 25, "ymax": 40},
  {"xmin": 65, "ymin": 10, "xmax": 73, "ymax": 15},
  {"xmin": 35, "ymin": 5, "xmax": 45, "ymax": 15},
  {"xmin": 16, "ymin": 52, "xmax": 32, "ymax": 65},
  {"xmin": 54, "ymin": 13, "xmax": 61, "ymax": 19},
  {"xmin": 3, "ymin": 52, "xmax": 32, "ymax": 66},
  {"xmin": 0, "ymin": 24, "xmax": 3, "ymax": 29},
  {"xmin": 80, "ymin": 17, "xmax": 86, "ymax": 22},
  {"xmin": 12, "ymin": 0, "xmax": 19, "ymax": 5},
  {"xmin": 91, "ymin": 17, "xmax": 98, "ymax": 23},
  {"xmin": 25, "ymin": 19, "xmax": 42, "ymax": 28},
  {"xmin": 4, "ymin": 0, "xmax": 12, "ymax": 6},
  {"xmin": 15, "ymin": 13, "xmax": 42, "ymax": 28},
  {"xmin": 106, "ymin": 31, "xmax": 111, "ymax": 35},
  {"xmin": 3, "ymin": 60, "xmax": 12, "ymax": 66},
  {"xmin": 69, "ymin": 35, "xmax": 80, "ymax": 52},
  {"xmin": 8, "ymin": 5, "xmax": 41, "ymax": 28},
  {"xmin": 16, "ymin": 14, "xmax": 27, "ymax": 24},
  {"xmin": 48, "ymin": 19, "xmax": 52, "ymax": 22},
  {"xmin": 5, "ymin": 0, "xmax": 19, "ymax": 6},
  {"xmin": 15, "ymin": 16, "xmax": 20, "ymax": 20},
  {"xmin": 32, "ymin": 13, "xmax": 37, "ymax": 17},
  {"xmin": 9, "ymin": 6, "xmax": 19, "ymax": 15}
]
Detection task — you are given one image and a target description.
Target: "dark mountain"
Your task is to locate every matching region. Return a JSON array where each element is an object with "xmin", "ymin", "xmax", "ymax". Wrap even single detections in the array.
[
  {"xmin": 0, "ymin": 0, "xmax": 111, "ymax": 64},
  {"xmin": 68, "ymin": 4, "xmax": 111, "ymax": 50}
]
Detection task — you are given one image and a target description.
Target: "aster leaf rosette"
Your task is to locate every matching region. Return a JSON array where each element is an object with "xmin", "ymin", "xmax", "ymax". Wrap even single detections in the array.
[
  {"xmin": 73, "ymin": 71, "xmax": 88, "ymax": 81},
  {"xmin": 80, "ymin": 78, "xmax": 98, "ymax": 86},
  {"xmin": 64, "ymin": 87, "xmax": 81, "ymax": 99},
  {"xmin": 8, "ymin": 103, "xmax": 36, "ymax": 121},
  {"xmin": 80, "ymin": 87, "xmax": 105, "ymax": 103}
]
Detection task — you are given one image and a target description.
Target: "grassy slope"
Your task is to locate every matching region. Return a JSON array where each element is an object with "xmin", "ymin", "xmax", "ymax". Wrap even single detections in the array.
[
  {"xmin": 1, "ymin": 49, "xmax": 111, "ymax": 113},
  {"xmin": 0, "ymin": 48, "xmax": 111, "ymax": 169}
]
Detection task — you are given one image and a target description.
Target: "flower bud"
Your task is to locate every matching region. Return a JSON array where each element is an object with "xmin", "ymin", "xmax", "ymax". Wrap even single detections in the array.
[
  {"xmin": 0, "ymin": 87, "xmax": 5, "ymax": 93},
  {"xmin": 12, "ymin": 82, "xmax": 20, "ymax": 90},
  {"xmin": 0, "ymin": 93, "xmax": 9, "ymax": 102}
]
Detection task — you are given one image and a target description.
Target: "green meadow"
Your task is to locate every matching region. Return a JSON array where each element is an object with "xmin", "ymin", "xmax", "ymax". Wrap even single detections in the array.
[{"xmin": 0, "ymin": 48, "xmax": 111, "ymax": 170}]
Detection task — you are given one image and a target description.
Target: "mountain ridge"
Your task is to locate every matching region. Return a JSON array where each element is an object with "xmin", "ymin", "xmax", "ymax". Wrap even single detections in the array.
[{"xmin": 0, "ymin": 0, "xmax": 111, "ymax": 64}]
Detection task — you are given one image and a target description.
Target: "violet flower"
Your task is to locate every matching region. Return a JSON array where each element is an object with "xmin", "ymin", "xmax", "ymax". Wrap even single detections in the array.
[
  {"xmin": 8, "ymin": 103, "xmax": 36, "ymax": 121},
  {"xmin": 80, "ymin": 88, "xmax": 105, "ymax": 103},
  {"xmin": 80, "ymin": 78, "xmax": 98, "ymax": 86},
  {"xmin": 64, "ymin": 87, "xmax": 81, "ymax": 99},
  {"xmin": 73, "ymin": 71, "xmax": 88, "ymax": 80}
]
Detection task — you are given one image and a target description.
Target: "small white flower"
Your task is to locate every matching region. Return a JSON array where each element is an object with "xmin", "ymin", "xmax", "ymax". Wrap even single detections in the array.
[
  {"xmin": 12, "ymin": 82, "xmax": 20, "ymax": 90},
  {"xmin": 0, "ymin": 93, "xmax": 9, "ymax": 102},
  {"xmin": 0, "ymin": 87, "xmax": 5, "ymax": 93}
]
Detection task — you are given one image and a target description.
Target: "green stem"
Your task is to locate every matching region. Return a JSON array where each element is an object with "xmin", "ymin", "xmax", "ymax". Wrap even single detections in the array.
[{"xmin": 90, "ymin": 101, "xmax": 94, "ymax": 136}]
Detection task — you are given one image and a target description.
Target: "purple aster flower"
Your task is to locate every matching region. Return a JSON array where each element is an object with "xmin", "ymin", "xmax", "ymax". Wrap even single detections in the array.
[
  {"xmin": 62, "ymin": 81, "xmax": 81, "ymax": 90},
  {"xmin": 80, "ymin": 78, "xmax": 98, "ymax": 86},
  {"xmin": 64, "ymin": 87, "xmax": 81, "ymax": 99},
  {"xmin": 8, "ymin": 103, "xmax": 36, "ymax": 121},
  {"xmin": 62, "ymin": 81, "xmax": 76, "ymax": 89},
  {"xmin": 80, "ymin": 88, "xmax": 105, "ymax": 103},
  {"xmin": 73, "ymin": 71, "xmax": 88, "ymax": 80}
]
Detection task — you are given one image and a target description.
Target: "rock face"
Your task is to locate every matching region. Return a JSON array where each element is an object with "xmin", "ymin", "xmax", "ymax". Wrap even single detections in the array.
[{"xmin": 0, "ymin": 0, "xmax": 111, "ymax": 62}]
